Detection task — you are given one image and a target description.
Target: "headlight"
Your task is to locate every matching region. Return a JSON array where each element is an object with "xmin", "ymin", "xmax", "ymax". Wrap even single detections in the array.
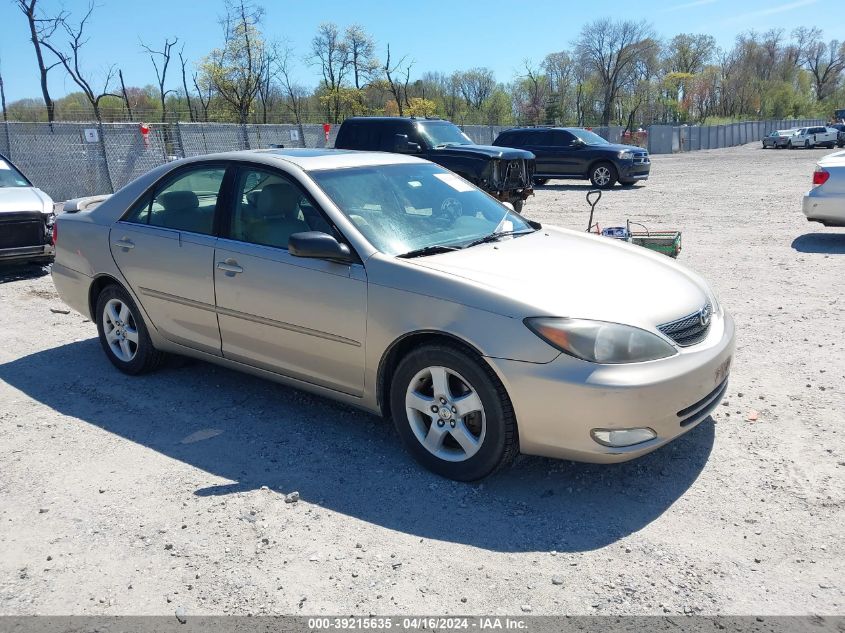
[
  {"xmin": 524, "ymin": 317, "xmax": 677, "ymax": 364},
  {"xmin": 618, "ymin": 150, "xmax": 634, "ymax": 160}
]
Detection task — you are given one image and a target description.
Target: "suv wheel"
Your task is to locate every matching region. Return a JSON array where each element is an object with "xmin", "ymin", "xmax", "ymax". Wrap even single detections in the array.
[
  {"xmin": 95, "ymin": 285, "xmax": 166, "ymax": 375},
  {"xmin": 511, "ymin": 199, "xmax": 524, "ymax": 214},
  {"xmin": 589, "ymin": 162, "xmax": 617, "ymax": 188},
  {"xmin": 389, "ymin": 344, "xmax": 518, "ymax": 481},
  {"xmin": 533, "ymin": 178, "xmax": 549, "ymax": 186},
  {"xmin": 804, "ymin": 140, "xmax": 811, "ymax": 149}
]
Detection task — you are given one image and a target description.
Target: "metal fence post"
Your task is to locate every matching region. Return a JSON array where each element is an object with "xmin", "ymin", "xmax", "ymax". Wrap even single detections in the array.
[{"xmin": 98, "ymin": 120, "xmax": 115, "ymax": 194}]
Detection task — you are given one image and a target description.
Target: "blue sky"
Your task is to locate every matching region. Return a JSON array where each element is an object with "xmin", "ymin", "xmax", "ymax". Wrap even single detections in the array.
[{"xmin": 0, "ymin": 0, "xmax": 842, "ymax": 102}]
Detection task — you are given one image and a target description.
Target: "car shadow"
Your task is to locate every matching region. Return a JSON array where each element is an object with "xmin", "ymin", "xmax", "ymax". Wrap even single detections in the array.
[
  {"xmin": 0, "ymin": 339, "xmax": 715, "ymax": 553},
  {"xmin": 536, "ymin": 183, "xmax": 640, "ymax": 192},
  {"xmin": 0, "ymin": 262, "xmax": 51, "ymax": 284},
  {"xmin": 791, "ymin": 232, "xmax": 845, "ymax": 254}
]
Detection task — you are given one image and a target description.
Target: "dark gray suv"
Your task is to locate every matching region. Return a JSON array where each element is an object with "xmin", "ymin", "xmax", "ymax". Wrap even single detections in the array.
[{"xmin": 493, "ymin": 127, "xmax": 650, "ymax": 188}]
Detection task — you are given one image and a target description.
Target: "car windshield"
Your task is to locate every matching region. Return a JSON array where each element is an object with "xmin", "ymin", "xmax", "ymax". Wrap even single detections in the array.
[
  {"xmin": 569, "ymin": 129, "xmax": 610, "ymax": 146},
  {"xmin": 311, "ymin": 163, "xmax": 534, "ymax": 256},
  {"xmin": 416, "ymin": 121, "xmax": 473, "ymax": 148},
  {"xmin": 0, "ymin": 158, "xmax": 32, "ymax": 188}
]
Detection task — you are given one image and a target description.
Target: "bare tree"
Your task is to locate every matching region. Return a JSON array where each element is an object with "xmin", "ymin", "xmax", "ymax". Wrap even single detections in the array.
[
  {"xmin": 383, "ymin": 43, "xmax": 413, "ymax": 116},
  {"xmin": 277, "ymin": 44, "xmax": 307, "ymax": 143},
  {"xmin": 192, "ymin": 71, "xmax": 212, "ymax": 122},
  {"xmin": 141, "ymin": 36, "xmax": 178, "ymax": 123},
  {"xmin": 794, "ymin": 27, "xmax": 845, "ymax": 101},
  {"xmin": 15, "ymin": 0, "xmax": 65, "ymax": 123},
  {"xmin": 178, "ymin": 45, "xmax": 195, "ymax": 122},
  {"xmin": 200, "ymin": 0, "xmax": 266, "ymax": 127},
  {"xmin": 455, "ymin": 67, "xmax": 495, "ymax": 111},
  {"xmin": 118, "ymin": 68, "xmax": 132, "ymax": 121},
  {"xmin": 576, "ymin": 18, "xmax": 658, "ymax": 125},
  {"xmin": 0, "ymin": 57, "xmax": 7, "ymax": 123},
  {"xmin": 344, "ymin": 24, "xmax": 378, "ymax": 90},
  {"xmin": 311, "ymin": 22, "xmax": 349, "ymax": 122},
  {"xmin": 39, "ymin": 3, "xmax": 121, "ymax": 122}
]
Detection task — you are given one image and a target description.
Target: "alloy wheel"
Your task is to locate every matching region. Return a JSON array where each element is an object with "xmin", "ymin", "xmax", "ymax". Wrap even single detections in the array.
[
  {"xmin": 404, "ymin": 365, "xmax": 486, "ymax": 462},
  {"xmin": 102, "ymin": 298, "xmax": 139, "ymax": 362},
  {"xmin": 593, "ymin": 166, "xmax": 612, "ymax": 186}
]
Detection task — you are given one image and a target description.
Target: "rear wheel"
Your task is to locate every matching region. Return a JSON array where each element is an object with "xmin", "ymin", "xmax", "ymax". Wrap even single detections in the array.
[
  {"xmin": 533, "ymin": 178, "xmax": 549, "ymax": 186},
  {"xmin": 589, "ymin": 162, "xmax": 617, "ymax": 188},
  {"xmin": 389, "ymin": 344, "xmax": 518, "ymax": 481},
  {"xmin": 95, "ymin": 285, "xmax": 165, "ymax": 375}
]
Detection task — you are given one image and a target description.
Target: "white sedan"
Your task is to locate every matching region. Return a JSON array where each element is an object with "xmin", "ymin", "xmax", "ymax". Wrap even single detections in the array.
[{"xmin": 803, "ymin": 150, "xmax": 845, "ymax": 226}]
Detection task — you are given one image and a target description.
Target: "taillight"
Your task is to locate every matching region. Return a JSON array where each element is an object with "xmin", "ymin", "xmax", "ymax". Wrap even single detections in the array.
[
  {"xmin": 51, "ymin": 222, "xmax": 58, "ymax": 245},
  {"xmin": 813, "ymin": 168, "xmax": 830, "ymax": 186}
]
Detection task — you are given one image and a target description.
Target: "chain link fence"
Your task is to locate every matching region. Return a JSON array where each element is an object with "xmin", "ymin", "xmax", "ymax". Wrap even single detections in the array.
[{"xmin": 0, "ymin": 118, "xmax": 828, "ymax": 201}]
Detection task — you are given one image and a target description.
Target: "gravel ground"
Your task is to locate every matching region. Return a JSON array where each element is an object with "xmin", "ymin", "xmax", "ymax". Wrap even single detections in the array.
[{"xmin": 0, "ymin": 142, "xmax": 843, "ymax": 617}]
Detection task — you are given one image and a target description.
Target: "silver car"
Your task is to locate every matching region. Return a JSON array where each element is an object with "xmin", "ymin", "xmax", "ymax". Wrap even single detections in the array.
[{"xmin": 52, "ymin": 149, "xmax": 734, "ymax": 481}]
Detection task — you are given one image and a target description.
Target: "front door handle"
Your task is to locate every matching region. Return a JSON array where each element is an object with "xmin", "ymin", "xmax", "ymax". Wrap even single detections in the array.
[
  {"xmin": 113, "ymin": 238, "xmax": 134, "ymax": 250},
  {"xmin": 216, "ymin": 260, "xmax": 243, "ymax": 274}
]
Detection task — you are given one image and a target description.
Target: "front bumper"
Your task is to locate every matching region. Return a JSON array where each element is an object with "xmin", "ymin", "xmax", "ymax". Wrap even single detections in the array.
[
  {"xmin": 619, "ymin": 162, "xmax": 651, "ymax": 181},
  {"xmin": 0, "ymin": 243, "xmax": 54, "ymax": 263},
  {"xmin": 487, "ymin": 311, "xmax": 735, "ymax": 463},
  {"xmin": 803, "ymin": 190, "xmax": 845, "ymax": 227}
]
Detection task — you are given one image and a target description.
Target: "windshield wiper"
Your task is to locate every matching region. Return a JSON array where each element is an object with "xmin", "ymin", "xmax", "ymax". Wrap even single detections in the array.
[
  {"xmin": 463, "ymin": 229, "xmax": 535, "ymax": 249},
  {"xmin": 397, "ymin": 244, "xmax": 460, "ymax": 259}
]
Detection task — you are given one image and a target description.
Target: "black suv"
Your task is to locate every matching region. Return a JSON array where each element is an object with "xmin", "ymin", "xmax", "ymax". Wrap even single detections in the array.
[
  {"xmin": 334, "ymin": 117, "xmax": 535, "ymax": 212},
  {"xmin": 493, "ymin": 127, "xmax": 650, "ymax": 188}
]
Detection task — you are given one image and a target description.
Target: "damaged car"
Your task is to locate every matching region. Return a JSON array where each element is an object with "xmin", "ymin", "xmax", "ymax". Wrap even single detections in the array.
[
  {"xmin": 0, "ymin": 153, "xmax": 55, "ymax": 265},
  {"xmin": 334, "ymin": 117, "xmax": 535, "ymax": 212}
]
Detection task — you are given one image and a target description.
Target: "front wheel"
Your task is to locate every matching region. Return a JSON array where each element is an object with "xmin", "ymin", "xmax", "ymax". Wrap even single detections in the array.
[
  {"xmin": 510, "ymin": 198, "xmax": 524, "ymax": 214},
  {"xmin": 788, "ymin": 141, "xmax": 794, "ymax": 149},
  {"xmin": 589, "ymin": 162, "xmax": 617, "ymax": 188},
  {"xmin": 389, "ymin": 344, "xmax": 518, "ymax": 481},
  {"xmin": 95, "ymin": 285, "xmax": 165, "ymax": 375},
  {"xmin": 804, "ymin": 140, "xmax": 811, "ymax": 149}
]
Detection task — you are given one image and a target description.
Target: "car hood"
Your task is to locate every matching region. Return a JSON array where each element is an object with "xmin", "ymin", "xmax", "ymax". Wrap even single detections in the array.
[
  {"xmin": 589, "ymin": 142, "xmax": 645, "ymax": 153},
  {"xmin": 437, "ymin": 144, "xmax": 534, "ymax": 160},
  {"xmin": 0, "ymin": 186, "xmax": 53, "ymax": 214},
  {"xmin": 409, "ymin": 227, "xmax": 710, "ymax": 328}
]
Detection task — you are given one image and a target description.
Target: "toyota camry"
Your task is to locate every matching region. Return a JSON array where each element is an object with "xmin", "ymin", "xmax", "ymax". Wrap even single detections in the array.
[{"xmin": 52, "ymin": 149, "xmax": 734, "ymax": 481}]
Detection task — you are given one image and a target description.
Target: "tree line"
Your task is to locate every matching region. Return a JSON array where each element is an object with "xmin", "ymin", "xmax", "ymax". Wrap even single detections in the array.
[{"xmin": 3, "ymin": 0, "xmax": 844, "ymax": 129}]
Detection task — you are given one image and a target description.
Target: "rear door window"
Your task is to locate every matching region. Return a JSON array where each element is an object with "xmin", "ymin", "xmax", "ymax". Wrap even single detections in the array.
[
  {"xmin": 125, "ymin": 165, "xmax": 226, "ymax": 235},
  {"xmin": 551, "ymin": 130, "xmax": 577, "ymax": 146}
]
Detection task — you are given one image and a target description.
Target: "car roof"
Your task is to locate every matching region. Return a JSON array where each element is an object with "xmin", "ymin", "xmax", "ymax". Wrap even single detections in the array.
[{"xmin": 178, "ymin": 148, "xmax": 428, "ymax": 171}]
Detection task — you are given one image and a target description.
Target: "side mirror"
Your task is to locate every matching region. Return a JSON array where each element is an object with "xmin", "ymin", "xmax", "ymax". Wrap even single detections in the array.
[
  {"xmin": 289, "ymin": 231, "xmax": 353, "ymax": 263},
  {"xmin": 394, "ymin": 134, "xmax": 421, "ymax": 153}
]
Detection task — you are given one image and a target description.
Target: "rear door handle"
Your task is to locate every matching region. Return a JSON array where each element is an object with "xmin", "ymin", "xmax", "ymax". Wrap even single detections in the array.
[
  {"xmin": 216, "ymin": 260, "xmax": 243, "ymax": 274},
  {"xmin": 113, "ymin": 238, "xmax": 134, "ymax": 250}
]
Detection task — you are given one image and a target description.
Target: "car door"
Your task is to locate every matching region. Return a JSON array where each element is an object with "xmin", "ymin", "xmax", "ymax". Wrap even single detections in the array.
[
  {"xmin": 213, "ymin": 164, "xmax": 367, "ymax": 396},
  {"xmin": 523, "ymin": 130, "xmax": 559, "ymax": 176},
  {"xmin": 110, "ymin": 163, "xmax": 228, "ymax": 356},
  {"xmin": 551, "ymin": 130, "xmax": 584, "ymax": 175}
]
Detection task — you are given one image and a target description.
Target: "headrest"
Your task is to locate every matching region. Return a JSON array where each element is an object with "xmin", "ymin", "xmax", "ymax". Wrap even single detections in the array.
[
  {"xmin": 257, "ymin": 183, "xmax": 300, "ymax": 218},
  {"xmin": 158, "ymin": 190, "xmax": 199, "ymax": 212}
]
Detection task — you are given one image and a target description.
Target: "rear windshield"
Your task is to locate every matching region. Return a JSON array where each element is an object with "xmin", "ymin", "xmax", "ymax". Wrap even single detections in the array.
[{"xmin": 0, "ymin": 158, "xmax": 31, "ymax": 188}]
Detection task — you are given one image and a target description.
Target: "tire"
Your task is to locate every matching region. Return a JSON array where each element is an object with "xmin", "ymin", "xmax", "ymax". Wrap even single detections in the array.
[
  {"xmin": 511, "ymin": 198, "xmax": 524, "ymax": 214},
  {"xmin": 533, "ymin": 178, "xmax": 549, "ymax": 186},
  {"xmin": 804, "ymin": 140, "xmax": 811, "ymax": 149},
  {"xmin": 788, "ymin": 141, "xmax": 794, "ymax": 149},
  {"xmin": 589, "ymin": 162, "xmax": 617, "ymax": 188},
  {"xmin": 389, "ymin": 343, "xmax": 518, "ymax": 481},
  {"xmin": 95, "ymin": 284, "xmax": 166, "ymax": 375}
]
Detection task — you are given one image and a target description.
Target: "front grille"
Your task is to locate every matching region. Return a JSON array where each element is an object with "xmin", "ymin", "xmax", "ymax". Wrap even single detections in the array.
[
  {"xmin": 0, "ymin": 220, "xmax": 44, "ymax": 249},
  {"xmin": 658, "ymin": 302, "xmax": 712, "ymax": 347},
  {"xmin": 633, "ymin": 151, "xmax": 650, "ymax": 165},
  {"xmin": 501, "ymin": 159, "xmax": 530, "ymax": 189}
]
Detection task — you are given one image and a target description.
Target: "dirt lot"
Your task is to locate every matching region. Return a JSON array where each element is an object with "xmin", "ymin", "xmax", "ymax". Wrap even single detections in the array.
[{"xmin": 0, "ymin": 143, "xmax": 843, "ymax": 617}]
